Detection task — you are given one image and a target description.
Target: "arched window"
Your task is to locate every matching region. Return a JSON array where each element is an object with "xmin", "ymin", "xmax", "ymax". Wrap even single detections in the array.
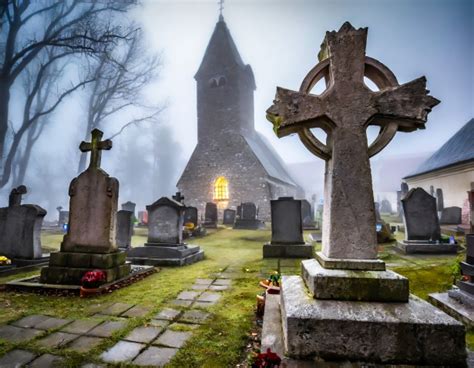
[{"xmin": 214, "ymin": 176, "xmax": 229, "ymax": 201}]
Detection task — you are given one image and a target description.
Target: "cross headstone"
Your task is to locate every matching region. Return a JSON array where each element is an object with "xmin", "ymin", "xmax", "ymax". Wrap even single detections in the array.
[
  {"xmin": 172, "ymin": 192, "xmax": 185, "ymax": 204},
  {"xmin": 79, "ymin": 128, "xmax": 112, "ymax": 169},
  {"xmin": 266, "ymin": 22, "xmax": 439, "ymax": 262}
]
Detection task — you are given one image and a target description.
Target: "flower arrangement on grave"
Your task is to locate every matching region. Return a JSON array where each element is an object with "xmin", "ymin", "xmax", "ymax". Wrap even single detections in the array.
[
  {"xmin": 0, "ymin": 256, "xmax": 11, "ymax": 265},
  {"xmin": 259, "ymin": 271, "xmax": 281, "ymax": 292},
  {"xmin": 81, "ymin": 269, "xmax": 106, "ymax": 289},
  {"xmin": 251, "ymin": 348, "xmax": 282, "ymax": 367}
]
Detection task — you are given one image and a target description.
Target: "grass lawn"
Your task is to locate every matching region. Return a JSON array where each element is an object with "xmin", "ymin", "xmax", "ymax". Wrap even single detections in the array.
[{"xmin": 0, "ymin": 227, "xmax": 472, "ymax": 367}]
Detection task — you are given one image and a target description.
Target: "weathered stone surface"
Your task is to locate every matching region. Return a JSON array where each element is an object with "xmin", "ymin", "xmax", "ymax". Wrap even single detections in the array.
[
  {"xmin": 133, "ymin": 346, "xmax": 178, "ymax": 367},
  {"xmin": 197, "ymin": 292, "xmax": 221, "ymax": 303},
  {"xmin": 261, "ymin": 294, "xmax": 284, "ymax": 358},
  {"xmin": 208, "ymin": 284, "xmax": 228, "ymax": 291},
  {"xmin": 61, "ymin": 319, "xmax": 102, "ymax": 335},
  {"xmin": 191, "ymin": 284, "xmax": 209, "ymax": 290},
  {"xmin": 280, "ymin": 276, "xmax": 466, "ymax": 365},
  {"xmin": 195, "ymin": 278, "xmax": 213, "ymax": 285},
  {"xmin": 67, "ymin": 336, "xmax": 104, "ymax": 353},
  {"xmin": 100, "ymin": 340, "xmax": 145, "ymax": 363},
  {"xmin": 315, "ymin": 251, "xmax": 385, "ymax": 271},
  {"xmin": 0, "ymin": 325, "xmax": 43, "ymax": 342},
  {"xmin": 183, "ymin": 206, "xmax": 198, "ymax": 227},
  {"xmin": 149, "ymin": 320, "xmax": 170, "ymax": 328},
  {"xmin": 155, "ymin": 330, "xmax": 192, "ymax": 348},
  {"xmin": 429, "ymin": 292, "xmax": 474, "ymax": 329},
  {"xmin": 35, "ymin": 317, "xmax": 72, "ymax": 330},
  {"xmin": 263, "ymin": 243, "xmax": 313, "ymax": 258},
  {"xmin": 396, "ymin": 240, "xmax": 457, "ymax": 254},
  {"xmin": 440, "ymin": 206, "xmax": 463, "ymax": 225},
  {"xmin": 11, "ymin": 314, "xmax": 50, "ymax": 328},
  {"xmin": 100, "ymin": 302, "xmax": 134, "ymax": 316},
  {"xmin": 0, "ymin": 349, "xmax": 36, "ymax": 367},
  {"xmin": 203, "ymin": 202, "xmax": 218, "ymax": 228},
  {"xmin": 223, "ymin": 209, "xmax": 236, "ymax": 225},
  {"xmin": 116, "ymin": 210, "xmax": 133, "ymax": 249},
  {"xmin": 212, "ymin": 279, "xmax": 231, "ymax": 286},
  {"xmin": 87, "ymin": 321, "xmax": 127, "ymax": 338},
  {"xmin": 147, "ymin": 197, "xmax": 184, "ymax": 244},
  {"xmin": 29, "ymin": 353, "xmax": 64, "ymax": 367},
  {"xmin": 177, "ymin": 291, "xmax": 201, "ymax": 301},
  {"xmin": 270, "ymin": 197, "xmax": 304, "ymax": 244},
  {"xmin": 154, "ymin": 308, "xmax": 181, "ymax": 321},
  {"xmin": 36, "ymin": 332, "xmax": 78, "ymax": 348},
  {"xmin": 179, "ymin": 310, "xmax": 210, "ymax": 324},
  {"xmin": 301, "ymin": 258, "xmax": 408, "ymax": 302},
  {"xmin": 124, "ymin": 326, "xmax": 162, "ymax": 344},
  {"xmin": 168, "ymin": 322, "xmax": 199, "ymax": 331},
  {"xmin": 266, "ymin": 23, "xmax": 439, "ymax": 261},
  {"xmin": 402, "ymin": 188, "xmax": 440, "ymax": 241},
  {"xmin": 172, "ymin": 299, "xmax": 193, "ymax": 307},
  {"xmin": 121, "ymin": 305, "xmax": 152, "ymax": 318}
]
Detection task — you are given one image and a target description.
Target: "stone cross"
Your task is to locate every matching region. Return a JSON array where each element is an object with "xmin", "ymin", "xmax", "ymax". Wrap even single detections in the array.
[
  {"xmin": 266, "ymin": 22, "xmax": 439, "ymax": 261},
  {"xmin": 172, "ymin": 192, "xmax": 185, "ymax": 204},
  {"xmin": 9, "ymin": 185, "xmax": 27, "ymax": 207},
  {"xmin": 79, "ymin": 128, "xmax": 112, "ymax": 170}
]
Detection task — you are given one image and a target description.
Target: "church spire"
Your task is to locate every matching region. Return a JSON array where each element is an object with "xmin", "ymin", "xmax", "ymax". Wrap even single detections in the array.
[{"xmin": 218, "ymin": 0, "xmax": 224, "ymax": 21}]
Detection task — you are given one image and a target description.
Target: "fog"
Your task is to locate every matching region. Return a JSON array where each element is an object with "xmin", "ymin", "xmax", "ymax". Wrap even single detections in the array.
[{"xmin": 1, "ymin": 0, "xmax": 472, "ymax": 220}]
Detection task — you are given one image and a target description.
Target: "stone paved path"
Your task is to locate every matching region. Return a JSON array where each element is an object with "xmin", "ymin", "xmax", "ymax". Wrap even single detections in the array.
[{"xmin": 0, "ymin": 272, "xmax": 233, "ymax": 367}]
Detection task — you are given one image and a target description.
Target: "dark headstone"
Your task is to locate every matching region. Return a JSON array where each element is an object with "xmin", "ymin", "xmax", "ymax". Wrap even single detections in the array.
[
  {"xmin": 58, "ymin": 211, "xmax": 69, "ymax": 228},
  {"xmin": 234, "ymin": 202, "xmax": 264, "ymax": 230},
  {"xmin": 440, "ymin": 207, "xmax": 462, "ymax": 225},
  {"xmin": 435, "ymin": 189, "xmax": 444, "ymax": 212},
  {"xmin": 121, "ymin": 201, "xmax": 136, "ymax": 214},
  {"xmin": 401, "ymin": 182, "xmax": 409, "ymax": 195},
  {"xmin": 402, "ymin": 188, "xmax": 440, "ymax": 241},
  {"xmin": 301, "ymin": 199, "xmax": 317, "ymax": 229},
  {"xmin": 116, "ymin": 210, "xmax": 133, "ymax": 249},
  {"xmin": 454, "ymin": 234, "xmax": 474, "ymax": 297},
  {"xmin": 203, "ymin": 202, "xmax": 217, "ymax": 228},
  {"xmin": 184, "ymin": 206, "xmax": 198, "ymax": 227},
  {"xmin": 241, "ymin": 202, "xmax": 257, "ymax": 220},
  {"xmin": 0, "ymin": 185, "xmax": 46, "ymax": 260},
  {"xmin": 429, "ymin": 185, "xmax": 434, "ymax": 196},
  {"xmin": 223, "ymin": 209, "xmax": 236, "ymax": 225}
]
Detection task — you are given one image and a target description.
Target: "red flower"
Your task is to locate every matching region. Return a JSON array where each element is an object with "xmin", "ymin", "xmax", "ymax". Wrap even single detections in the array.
[
  {"xmin": 81, "ymin": 270, "xmax": 106, "ymax": 289},
  {"xmin": 253, "ymin": 348, "xmax": 282, "ymax": 367}
]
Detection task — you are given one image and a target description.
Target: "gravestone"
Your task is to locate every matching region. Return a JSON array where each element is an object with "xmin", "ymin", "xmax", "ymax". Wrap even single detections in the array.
[
  {"xmin": 263, "ymin": 22, "xmax": 465, "ymax": 365},
  {"xmin": 380, "ymin": 199, "xmax": 392, "ymax": 214},
  {"xmin": 203, "ymin": 202, "xmax": 218, "ymax": 228},
  {"xmin": 233, "ymin": 202, "xmax": 264, "ymax": 229},
  {"xmin": 41, "ymin": 129, "xmax": 131, "ymax": 285},
  {"xmin": 184, "ymin": 206, "xmax": 198, "ymax": 227},
  {"xmin": 397, "ymin": 182, "xmax": 409, "ymax": 218},
  {"xmin": 263, "ymin": 197, "xmax": 313, "ymax": 258},
  {"xmin": 430, "ymin": 185, "xmax": 435, "ymax": 196},
  {"xmin": 436, "ymin": 188, "xmax": 444, "ymax": 213},
  {"xmin": 440, "ymin": 206, "xmax": 462, "ymax": 225},
  {"xmin": 127, "ymin": 197, "xmax": 204, "ymax": 266},
  {"xmin": 396, "ymin": 188, "xmax": 456, "ymax": 254},
  {"xmin": 0, "ymin": 185, "xmax": 47, "ymax": 262},
  {"xmin": 223, "ymin": 209, "xmax": 236, "ymax": 225},
  {"xmin": 172, "ymin": 192, "xmax": 185, "ymax": 204},
  {"xmin": 301, "ymin": 199, "xmax": 317, "ymax": 229},
  {"xmin": 58, "ymin": 211, "xmax": 69, "ymax": 229},
  {"xmin": 121, "ymin": 201, "xmax": 136, "ymax": 214},
  {"xmin": 116, "ymin": 210, "xmax": 133, "ymax": 250}
]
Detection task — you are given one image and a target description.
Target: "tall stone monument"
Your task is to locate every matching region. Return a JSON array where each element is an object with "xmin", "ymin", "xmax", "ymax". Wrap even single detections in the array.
[
  {"xmin": 264, "ymin": 23, "xmax": 465, "ymax": 365},
  {"xmin": 41, "ymin": 129, "xmax": 131, "ymax": 284}
]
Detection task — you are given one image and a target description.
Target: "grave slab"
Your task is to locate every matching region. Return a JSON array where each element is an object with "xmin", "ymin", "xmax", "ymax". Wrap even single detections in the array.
[
  {"xmin": 99, "ymin": 302, "xmax": 134, "ymax": 316},
  {"xmin": 0, "ymin": 325, "xmax": 43, "ymax": 342},
  {"xmin": 36, "ymin": 332, "xmax": 78, "ymax": 348},
  {"xmin": 429, "ymin": 292, "xmax": 474, "ymax": 329},
  {"xmin": 100, "ymin": 340, "xmax": 145, "ymax": 363},
  {"xmin": 61, "ymin": 319, "xmax": 102, "ymax": 335},
  {"xmin": 154, "ymin": 308, "xmax": 180, "ymax": 321},
  {"xmin": 87, "ymin": 321, "xmax": 127, "ymax": 338},
  {"xmin": 197, "ymin": 292, "xmax": 221, "ymax": 303},
  {"xmin": 179, "ymin": 310, "xmax": 210, "ymax": 324},
  {"xmin": 177, "ymin": 291, "xmax": 201, "ymax": 301},
  {"xmin": 11, "ymin": 314, "xmax": 51, "ymax": 329},
  {"xmin": 121, "ymin": 305, "xmax": 151, "ymax": 318},
  {"xmin": 124, "ymin": 326, "xmax": 163, "ymax": 344},
  {"xmin": 0, "ymin": 349, "xmax": 36, "ymax": 367},
  {"xmin": 154, "ymin": 330, "xmax": 192, "ymax": 348},
  {"xmin": 35, "ymin": 317, "xmax": 72, "ymax": 330},
  {"xmin": 67, "ymin": 336, "xmax": 104, "ymax": 353},
  {"xmin": 133, "ymin": 346, "xmax": 178, "ymax": 367},
  {"xmin": 29, "ymin": 353, "xmax": 64, "ymax": 367}
]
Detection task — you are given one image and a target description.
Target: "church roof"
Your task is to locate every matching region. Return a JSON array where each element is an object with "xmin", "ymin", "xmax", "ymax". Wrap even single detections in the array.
[
  {"xmin": 245, "ymin": 133, "xmax": 298, "ymax": 187},
  {"xmin": 195, "ymin": 17, "xmax": 247, "ymax": 79},
  {"xmin": 404, "ymin": 118, "xmax": 474, "ymax": 179}
]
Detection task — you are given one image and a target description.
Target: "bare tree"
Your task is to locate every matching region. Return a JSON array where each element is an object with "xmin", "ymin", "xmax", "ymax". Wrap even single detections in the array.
[
  {"xmin": 0, "ymin": 0, "xmax": 133, "ymax": 184},
  {"xmin": 77, "ymin": 28, "xmax": 164, "ymax": 173}
]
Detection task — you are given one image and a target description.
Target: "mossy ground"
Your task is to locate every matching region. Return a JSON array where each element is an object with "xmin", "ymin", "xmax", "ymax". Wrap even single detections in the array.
[{"xmin": 0, "ymin": 226, "xmax": 472, "ymax": 367}]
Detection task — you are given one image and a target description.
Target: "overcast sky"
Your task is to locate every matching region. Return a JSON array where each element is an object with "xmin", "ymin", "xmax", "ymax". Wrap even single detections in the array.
[{"xmin": 136, "ymin": 0, "xmax": 473, "ymax": 164}]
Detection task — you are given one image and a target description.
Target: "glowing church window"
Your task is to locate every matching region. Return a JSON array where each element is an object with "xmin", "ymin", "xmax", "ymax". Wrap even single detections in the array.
[{"xmin": 214, "ymin": 176, "xmax": 229, "ymax": 201}]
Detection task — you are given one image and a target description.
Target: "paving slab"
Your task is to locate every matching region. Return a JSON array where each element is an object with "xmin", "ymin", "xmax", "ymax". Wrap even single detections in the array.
[
  {"xmin": 29, "ymin": 353, "xmax": 64, "ymax": 367},
  {"xmin": 61, "ymin": 319, "xmax": 102, "ymax": 335},
  {"xmin": 121, "ymin": 305, "xmax": 152, "ymax": 318},
  {"xmin": 99, "ymin": 302, "xmax": 134, "ymax": 316},
  {"xmin": 179, "ymin": 310, "xmax": 210, "ymax": 324},
  {"xmin": 11, "ymin": 315, "xmax": 50, "ymax": 329},
  {"xmin": 197, "ymin": 292, "xmax": 221, "ymax": 303},
  {"xmin": 67, "ymin": 336, "xmax": 105, "ymax": 353},
  {"xmin": 177, "ymin": 291, "xmax": 201, "ymax": 301},
  {"xmin": 212, "ymin": 279, "xmax": 232, "ymax": 286},
  {"xmin": 124, "ymin": 326, "xmax": 163, "ymax": 344},
  {"xmin": 87, "ymin": 320, "xmax": 127, "ymax": 338},
  {"xmin": 172, "ymin": 299, "xmax": 193, "ymax": 307},
  {"xmin": 100, "ymin": 340, "xmax": 145, "ymax": 363},
  {"xmin": 191, "ymin": 284, "xmax": 209, "ymax": 291},
  {"xmin": 154, "ymin": 308, "xmax": 181, "ymax": 321},
  {"xmin": 154, "ymin": 330, "xmax": 192, "ymax": 348},
  {"xmin": 36, "ymin": 332, "xmax": 78, "ymax": 348},
  {"xmin": 35, "ymin": 317, "xmax": 72, "ymax": 331},
  {"xmin": 149, "ymin": 319, "xmax": 170, "ymax": 328},
  {"xmin": 0, "ymin": 349, "xmax": 36, "ymax": 367},
  {"xmin": 133, "ymin": 346, "xmax": 178, "ymax": 367},
  {"xmin": 194, "ymin": 278, "xmax": 213, "ymax": 285},
  {"xmin": 0, "ymin": 325, "xmax": 43, "ymax": 342},
  {"xmin": 208, "ymin": 285, "xmax": 229, "ymax": 291}
]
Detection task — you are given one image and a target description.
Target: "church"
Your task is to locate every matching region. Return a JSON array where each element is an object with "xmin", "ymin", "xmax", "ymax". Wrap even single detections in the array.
[{"xmin": 177, "ymin": 14, "xmax": 302, "ymax": 221}]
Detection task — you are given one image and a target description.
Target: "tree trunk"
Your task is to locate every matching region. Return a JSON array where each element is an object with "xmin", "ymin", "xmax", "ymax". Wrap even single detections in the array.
[{"xmin": 0, "ymin": 78, "xmax": 11, "ymax": 171}]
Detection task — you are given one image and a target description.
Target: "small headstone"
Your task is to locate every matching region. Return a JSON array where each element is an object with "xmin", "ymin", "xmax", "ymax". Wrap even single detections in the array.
[
  {"xmin": 58, "ymin": 210, "xmax": 69, "ymax": 229},
  {"xmin": 440, "ymin": 207, "xmax": 462, "ymax": 225},
  {"xmin": 429, "ymin": 185, "xmax": 435, "ymax": 196},
  {"xmin": 183, "ymin": 206, "xmax": 198, "ymax": 227},
  {"xmin": 121, "ymin": 201, "xmax": 136, "ymax": 214},
  {"xmin": 0, "ymin": 185, "xmax": 47, "ymax": 260},
  {"xmin": 223, "ymin": 209, "xmax": 236, "ymax": 225},
  {"xmin": 435, "ymin": 189, "xmax": 444, "ymax": 212},
  {"xmin": 116, "ymin": 210, "xmax": 133, "ymax": 250},
  {"xmin": 242, "ymin": 202, "xmax": 257, "ymax": 220},
  {"xmin": 234, "ymin": 202, "xmax": 264, "ymax": 230},
  {"xmin": 301, "ymin": 199, "xmax": 317, "ymax": 229},
  {"xmin": 203, "ymin": 202, "xmax": 217, "ymax": 228}
]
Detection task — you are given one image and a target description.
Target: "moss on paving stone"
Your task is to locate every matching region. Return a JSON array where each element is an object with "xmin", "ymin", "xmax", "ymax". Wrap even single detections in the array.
[{"xmin": 0, "ymin": 227, "xmax": 472, "ymax": 366}]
